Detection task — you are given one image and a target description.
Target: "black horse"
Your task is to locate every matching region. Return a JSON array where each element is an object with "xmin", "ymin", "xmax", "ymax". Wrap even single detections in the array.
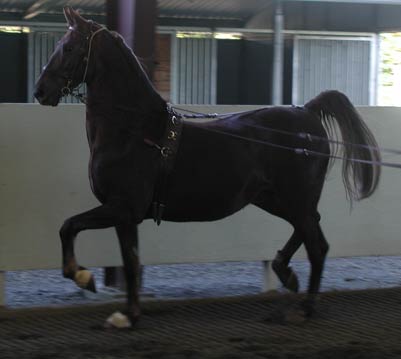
[{"xmin": 34, "ymin": 7, "xmax": 381, "ymax": 328}]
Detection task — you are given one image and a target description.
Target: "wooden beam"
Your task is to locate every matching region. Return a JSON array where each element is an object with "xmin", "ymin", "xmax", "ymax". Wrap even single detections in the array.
[
  {"xmin": 106, "ymin": 0, "xmax": 158, "ymax": 80},
  {"xmin": 104, "ymin": 0, "xmax": 158, "ymax": 288},
  {"xmin": 0, "ymin": 272, "xmax": 5, "ymax": 306},
  {"xmin": 23, "ymin": 0, "xmax": 51, "ymax": 20}
]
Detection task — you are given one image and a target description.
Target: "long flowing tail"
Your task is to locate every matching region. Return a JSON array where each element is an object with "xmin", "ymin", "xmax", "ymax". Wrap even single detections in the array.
[{"xmin": 305, "ymin": 90, "xmax": 381, "ymax": 202}]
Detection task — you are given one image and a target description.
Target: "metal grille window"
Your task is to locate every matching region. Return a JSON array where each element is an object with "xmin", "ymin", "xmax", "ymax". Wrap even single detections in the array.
[
  {"xmin": 171, "ymin": 34, "xmax": 217, "ymax": 104},
  {"xmin": 293, "ymin": 36, "xmax": 376, "ymax": 106}
]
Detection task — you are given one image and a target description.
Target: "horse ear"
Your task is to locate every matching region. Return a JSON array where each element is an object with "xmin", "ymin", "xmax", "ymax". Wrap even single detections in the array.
[
  {"xmin": 63, "ymin": 6, "xmax": 74, "ymax": 26},
  {"xmin": 71, "ymin": 9, "xmax": 88, "ymax": 30},
  {"xmin": 64, "ymin": 6, "xmax": 87, "ymax": 28}
]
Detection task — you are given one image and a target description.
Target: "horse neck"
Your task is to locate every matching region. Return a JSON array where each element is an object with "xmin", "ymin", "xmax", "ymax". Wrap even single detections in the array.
[{"xmin": 86, "ymin": 36, "xmax": 167, "ymax": 136}]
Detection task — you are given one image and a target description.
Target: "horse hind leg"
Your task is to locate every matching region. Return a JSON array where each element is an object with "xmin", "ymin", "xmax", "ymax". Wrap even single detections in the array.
[
  {"xmin": 298, "ymin": 220, "xmax": 329, "ymax": 317},
  {"xmin": 253, "ymin": 198, "xmax": 302, "ymax": 292},
  {"xmin": 271, "ymin": 211, "xmax": 325, "ymax": 294},
  {"xmin": 272, "ymin": 232, "xmax": 302, "ymax": 293},
  {"xmin": 273, "ymin": 213, "xmax": 329, "ymax": 318}
]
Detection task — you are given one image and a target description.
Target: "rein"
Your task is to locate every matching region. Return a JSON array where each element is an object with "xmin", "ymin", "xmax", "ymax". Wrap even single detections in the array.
[{"xmin": 170, "ymin": 106, "xmax": 401, "ymax": 170}]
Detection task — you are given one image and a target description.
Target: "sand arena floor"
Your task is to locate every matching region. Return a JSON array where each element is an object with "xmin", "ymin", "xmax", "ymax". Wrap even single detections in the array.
[{"xmin": 1, "ymin": 287, "xmax": 401, "ymax": 359}]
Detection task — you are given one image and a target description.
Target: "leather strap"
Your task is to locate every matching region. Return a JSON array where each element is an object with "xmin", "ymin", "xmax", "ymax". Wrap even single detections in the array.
[{"xmin": 144, "ymin": 108, "xmax": 183, "ymax": 225}]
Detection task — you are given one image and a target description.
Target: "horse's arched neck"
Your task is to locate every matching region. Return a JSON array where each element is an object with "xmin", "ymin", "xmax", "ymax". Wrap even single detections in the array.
[{"xmin": 85, "ymin": 34, "xmax": 166, "ymax": 118}]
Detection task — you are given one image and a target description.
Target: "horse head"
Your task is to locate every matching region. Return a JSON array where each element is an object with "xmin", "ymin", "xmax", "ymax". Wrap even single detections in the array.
[{"xmin": 34, "ymin": 7, "xmax": 101, "ymax": 106}]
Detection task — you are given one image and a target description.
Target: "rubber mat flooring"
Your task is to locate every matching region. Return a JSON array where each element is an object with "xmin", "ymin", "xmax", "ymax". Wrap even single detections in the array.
[{"xmin": 1, "ymin": 287, "xmax": 401, "ymax": 359}]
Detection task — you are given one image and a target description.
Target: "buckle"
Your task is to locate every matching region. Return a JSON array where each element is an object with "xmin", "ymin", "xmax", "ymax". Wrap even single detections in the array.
[
  {"xmin": 160, "ymin": 147, "xmax": 171, "ymax": 158},
  {"xmin": 168, "ymin": 131, "xmax": 177, "ymax": 140},
  {"xmin": 171, "ymin": 115, "xmax": 180, "ymax": 126},
  {"xmin": 61, "ymin": 86, "xmax": 71, "ymax": 96}
]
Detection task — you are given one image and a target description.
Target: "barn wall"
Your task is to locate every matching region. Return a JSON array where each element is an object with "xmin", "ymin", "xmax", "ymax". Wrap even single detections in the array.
[{"xmin": 154, "ymin": 33, "xmax": 171, "ymax": 101}]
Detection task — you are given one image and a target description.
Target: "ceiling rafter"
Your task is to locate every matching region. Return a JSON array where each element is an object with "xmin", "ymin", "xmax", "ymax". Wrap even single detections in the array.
[{"xmin": 23, "ymin": 0, "xmax": 52, "ymax": 20}]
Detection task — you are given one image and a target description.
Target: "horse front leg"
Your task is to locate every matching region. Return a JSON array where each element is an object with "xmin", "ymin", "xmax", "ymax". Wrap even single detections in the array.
[
  {"xmin": 105, "ymin": 223, "xmax": 140, "ymax": 329},
  {"xmin": 59, "ymin": 203, "xmax": 131, "ymax": 295}
]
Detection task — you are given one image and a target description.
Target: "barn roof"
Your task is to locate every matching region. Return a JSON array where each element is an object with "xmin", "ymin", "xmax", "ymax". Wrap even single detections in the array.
[{"xmin": 1, "ymin": 0, "xmax": 401, "ymax": 32}]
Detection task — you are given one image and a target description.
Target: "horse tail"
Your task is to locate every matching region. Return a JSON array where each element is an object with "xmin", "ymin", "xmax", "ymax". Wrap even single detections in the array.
[{"xmin": 304, "ymin": 90, "xmax": 381, "ymax": 203}]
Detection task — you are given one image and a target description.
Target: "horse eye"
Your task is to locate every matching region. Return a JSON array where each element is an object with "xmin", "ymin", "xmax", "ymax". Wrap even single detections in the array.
[{"xmin": 64, "ymin": 46, "xmax": 74, "ymax": 52}]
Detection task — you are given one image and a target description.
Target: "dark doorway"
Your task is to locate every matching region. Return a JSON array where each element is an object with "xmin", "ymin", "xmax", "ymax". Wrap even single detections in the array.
[
  {"xmin": 0, "ymin": 32, "xmax": 27, "ymax": 103},
  {"xmin": 217, "ymin": 38, "xmax": 274, "ymax": 105}
]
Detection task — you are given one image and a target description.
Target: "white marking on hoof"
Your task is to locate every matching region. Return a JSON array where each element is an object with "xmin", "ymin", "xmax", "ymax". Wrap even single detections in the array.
[
  {"xmin": 104, "ymin": 311, "xmax": 132, "ymax": 329},
  {"xmin": 74, "ymin": 269, "xmax": 92, "ymax": 289}
]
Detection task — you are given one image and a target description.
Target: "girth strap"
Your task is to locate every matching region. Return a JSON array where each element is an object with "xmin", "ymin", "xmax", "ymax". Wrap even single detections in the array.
[{"xmin": 144, "ymin": 108, "xmax": 183, "ymax": 225}]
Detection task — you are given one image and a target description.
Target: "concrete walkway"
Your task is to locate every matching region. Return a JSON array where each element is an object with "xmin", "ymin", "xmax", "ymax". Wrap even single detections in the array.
[{"xmin": 5, "ymin": 256, "xmax": 401, "ymax": 308}]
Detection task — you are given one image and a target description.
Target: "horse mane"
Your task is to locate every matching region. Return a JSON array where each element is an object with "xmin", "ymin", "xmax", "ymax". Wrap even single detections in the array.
[
  {"xmin": 104, "ymin": 29, "xmax": 167, "ymax": 138},
  {"xmin": 108, "ymin": 30, "xmax": 163, "ymax": 101}
]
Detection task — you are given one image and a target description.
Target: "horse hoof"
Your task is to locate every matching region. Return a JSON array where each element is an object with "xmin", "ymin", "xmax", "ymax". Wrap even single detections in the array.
[
  {"xmin": 104, "ymin": 312, "xmax": 132, "ymax": 329},
  {"xmin": 86, "ymin": 276, "xmax": 97, "ymax": 293},
  {"xmin": 272, "ymin": 259, "xmax": 299, "ymax": 293},
  {"xmin": 74, "ymin": 270, "xmax": 96, "ymax": 292},
  {"xmin": 285, "ymin": 271, "xmax": 299, "ymax": 293}
]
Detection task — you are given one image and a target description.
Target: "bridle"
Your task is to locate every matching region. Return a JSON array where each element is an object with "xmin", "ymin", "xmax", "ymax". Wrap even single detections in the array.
[{"xmin": 60, "ymin": 22, "xmax": 106, "ymax": 103}]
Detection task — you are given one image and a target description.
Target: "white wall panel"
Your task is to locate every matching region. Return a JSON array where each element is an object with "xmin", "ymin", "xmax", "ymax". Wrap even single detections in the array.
[{"xmin": 0, "ymin": 104, "xmax": 400, "ymax": 272}]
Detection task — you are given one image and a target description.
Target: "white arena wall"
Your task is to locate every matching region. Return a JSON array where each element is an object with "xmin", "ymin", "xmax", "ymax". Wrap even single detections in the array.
[{"xmin": 0, "ymin": 103, "xmax": 401, "ymax": 305}]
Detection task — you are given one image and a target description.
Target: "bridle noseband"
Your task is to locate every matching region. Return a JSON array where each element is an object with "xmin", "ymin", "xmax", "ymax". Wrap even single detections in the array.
[{"xmin": 61, "ymin": 23, "xmax": 106, "ymax": 103}]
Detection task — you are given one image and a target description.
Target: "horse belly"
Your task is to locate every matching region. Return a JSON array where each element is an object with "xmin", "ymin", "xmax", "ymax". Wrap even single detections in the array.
[{"xmin": 162, "ymin": 159, "xmax": 264, "ymax": 222}]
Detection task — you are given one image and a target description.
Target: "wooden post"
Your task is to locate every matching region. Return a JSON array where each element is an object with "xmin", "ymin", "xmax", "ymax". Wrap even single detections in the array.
[
  {"xmin": 104, "ymin": 0, "xmax": 157, "ymax": 289},
  {"xmin": 0, "ymin": 271, "xmax": 5, "ymax": 306},
  {"xmin": 262, "ymin": 261, "xmax": 280, "ymax": 292},
  {"xmin": 106, "ymin": 0, "xmax": 157, "ymax": 80},
  {"xmin": 272, "ymin": 0, "xmax": 284, "ymax": 105}
]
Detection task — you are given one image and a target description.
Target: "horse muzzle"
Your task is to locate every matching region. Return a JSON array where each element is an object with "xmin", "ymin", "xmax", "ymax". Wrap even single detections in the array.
[{"xmin": 34, "ymin": 87, "xmax": 61, "ymax": 107}]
